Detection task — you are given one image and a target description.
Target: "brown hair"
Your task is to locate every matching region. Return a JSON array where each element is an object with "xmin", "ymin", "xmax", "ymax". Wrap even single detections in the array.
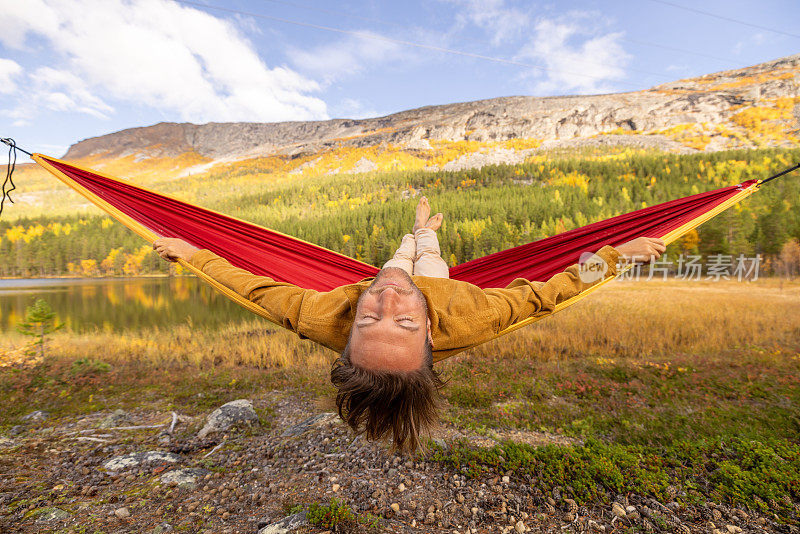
[{"xmin": 330, "ymin": 338, "xmax": 446, "ymax": 454}]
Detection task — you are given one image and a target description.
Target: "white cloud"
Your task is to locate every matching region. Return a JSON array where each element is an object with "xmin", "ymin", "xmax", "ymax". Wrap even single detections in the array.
[
  {"xmin": 288, "ymin": 31, "xmax": 404, "ymax": 86},
  {"xmin": 448, "ymin": 0, "xmax": 530, "ymax": 46},
  {"xmin": 0, "ymin": 58, "xmax": 22, "ymax": 94},
  {"xmin": 30, "ymin": 67, "xmax": 114, "ymax": 118},
  {"xmin": 0, "ymin": 0, "xmax": 328, "ymax": 123},
  {"xmin": 515, "ymin": 14, "xmax": 630, "ymax": 95},
  {"xmin": 331, "ymin": 98, "xmax": 381, "ymax": 120}
]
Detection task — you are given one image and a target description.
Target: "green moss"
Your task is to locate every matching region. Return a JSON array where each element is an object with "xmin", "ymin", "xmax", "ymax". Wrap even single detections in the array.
[
  {"xmin": 430, "ymin": 437, "xmax": 800, "ymax": 521},
  {"xmin": 307, "ymin": 498, "xmax": 355, "ymax": 529}
]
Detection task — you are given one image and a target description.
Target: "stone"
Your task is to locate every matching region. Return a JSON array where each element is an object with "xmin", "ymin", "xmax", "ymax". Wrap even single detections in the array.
[
  {"xmin": 160, "ymin": 468, "xmax": 210, "ymax": 489},
  {"xmin": 152, "ymin": 524, "xmax": 173, "ymax": 533},
  {"xmin": 98, "ymin": 409, "xmax": 131, "ymax": 428},
  {"xmin": 198, "ymin": 399, "xmax": 259, "ymax": 439},
  {"xmin": 8, "ymin": 425, "xmax": 24, "ymax": 436},
  {"xmin": 114, "ymin": 507, "xmax": 131, "ymax": 518},
  {"xmin": 588, "ymin": 519, "xmax": 605, "ymax": 532},
  {"xmin": 257, "ymin": 512, "xmax": 308, "ymax": 534},
  {"xmin": 280, "ymin": 412, "xmax": 339, "ymax": 438},
  {"xmin": 390, "ymin": 503, "xmax": 400, "ymax": 513},
  {"xmin": 332, "ymin": 484, "xmax": 340, "ymax": 492},
  {"xmin": 564, "ymin": 498, "xmax": 578, "ymax": 513},
  {"xmin": 350, "ymin": 157, "xmax": 377, "ymax": 174},
  {"xmin": 398, "ymin": 483, "xmax": 406, "ymax": 492},
  {"xmin": 103, "ymin": 451, "xmax": 181, "ymax": 471},
  {"xmin": 725, "ymin": 526, "xmax": 742, "ymax": 534},
  {"xmin": 34, "ymin": 507, "xmax": 70, "ymax": 522},
  {"xmin": 21, "ymin": 410, "xmax": 49, "ymax": 422},
  {"xmin": 514, "ymin": 520, "xmax": 526, "ymax": 533},
  {"xmin": 502, "ymin": 476, "xmax": 510, "ymax": 484},
  {"xmin": 0, "ymin": 437, "xmax": 15, "ymax": 448},
  {"xmin": 612, "ymin": 502, "xmax": 626, "ymax": 517}
]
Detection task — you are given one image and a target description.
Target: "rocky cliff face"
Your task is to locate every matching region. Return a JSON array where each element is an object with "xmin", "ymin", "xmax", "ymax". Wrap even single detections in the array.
[{"xmin": 64, "ymin": 55, "xmax": 800, "ymax": 162}]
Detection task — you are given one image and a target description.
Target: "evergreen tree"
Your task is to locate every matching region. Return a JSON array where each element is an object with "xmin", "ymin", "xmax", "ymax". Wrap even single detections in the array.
[{"xmin": 16, "ymin": 298, "xmax": 64, "ymax": 359}]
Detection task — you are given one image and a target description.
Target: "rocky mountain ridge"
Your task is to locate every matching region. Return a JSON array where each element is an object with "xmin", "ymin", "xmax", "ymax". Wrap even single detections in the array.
[{"xmin": 62, "ymin": 55, "xmax": 800, "ymax": 165}]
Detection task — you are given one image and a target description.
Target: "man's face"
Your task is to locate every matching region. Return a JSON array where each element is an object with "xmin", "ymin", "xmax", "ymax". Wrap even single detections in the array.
[{"xmin": 348, "ymin": 267, "xmax": 432, "ymax": 372}]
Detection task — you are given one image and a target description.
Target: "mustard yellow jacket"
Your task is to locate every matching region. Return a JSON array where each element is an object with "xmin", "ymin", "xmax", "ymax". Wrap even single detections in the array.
[{"xmin": 188, "ymin": 245, "xmax": 620, "ymax": 362}]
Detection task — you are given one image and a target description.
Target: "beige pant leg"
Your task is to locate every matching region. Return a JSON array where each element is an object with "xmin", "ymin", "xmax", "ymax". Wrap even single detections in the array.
[
  {"xmin": 413, "ymin": 228, "xmax": 449, "ymax": 278},
  {"xmin": 382, "ymin": 233, "xmax": 415, "ymax": 276}
]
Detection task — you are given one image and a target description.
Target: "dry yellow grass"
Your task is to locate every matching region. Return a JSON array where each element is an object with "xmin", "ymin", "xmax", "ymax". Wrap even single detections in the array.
[
  {"xmin": 465, "ymin": 279, "xmax": 800, "ymax": 363},
  {"xmin": 2, "ymin": 279, "xmax": 799, "ymax": 371}
]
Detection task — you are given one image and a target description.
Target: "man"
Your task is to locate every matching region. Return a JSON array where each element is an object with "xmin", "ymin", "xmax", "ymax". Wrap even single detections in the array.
[{"xmin": 154, "ymin": 197, "xmax": 665, "ymax": 452}]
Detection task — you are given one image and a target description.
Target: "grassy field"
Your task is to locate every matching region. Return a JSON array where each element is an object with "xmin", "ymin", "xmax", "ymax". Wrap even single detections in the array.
[{"xmin": 2, "ymin": 278, "xmax": 799, "ymax": 520}]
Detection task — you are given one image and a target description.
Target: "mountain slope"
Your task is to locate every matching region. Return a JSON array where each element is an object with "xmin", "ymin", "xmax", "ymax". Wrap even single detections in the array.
[
  {"xmin": 63, "ymin": 54, "xmax": 800, "ymax": 167},
  {"xmin": 8, "ymin": 54, "xmax": 800, "ymax": 219}
]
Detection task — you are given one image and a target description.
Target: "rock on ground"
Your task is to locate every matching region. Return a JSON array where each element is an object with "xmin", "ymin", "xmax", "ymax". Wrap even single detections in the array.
[
  {"xmin": 34, "ymin": 507, "xmax": 70, "ymax": 522},
  {"xmin": 103, "ymin": 451, "xmax": 181, "ymax": 471},
  {"xmin": 349, "ymin": 157, "xmax": 377, "ymax": 174},
  {"xmin": 197, "ymin": 399, "xmax": 258, "ymax": 439},
  {"xmin": 21, "ymin": 410, "xmax": 49, "ymax": 422},
  {"xmin": 159, "ymin": 468, "xmax": 210, "ymax": 489},
  {"xmin": 97, "ymin": 409, "xmax": 130, "ymax": 428},
  {"xmin": 257, "ymin": 512, "xmax": 308, "ymax": 534},
  {"xmin": 280, "ymin": 412, "xmax": 339, "ymax": 438}
]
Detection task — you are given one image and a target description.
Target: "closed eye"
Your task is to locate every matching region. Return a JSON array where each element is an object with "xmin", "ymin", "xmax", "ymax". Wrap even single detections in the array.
[{"xmin": 355, "ymin": 315, "xmax": 419, "ymax": 331}]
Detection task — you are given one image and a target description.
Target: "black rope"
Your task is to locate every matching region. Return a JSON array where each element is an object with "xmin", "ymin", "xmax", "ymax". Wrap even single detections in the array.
[
  {"xmin": 0, "ymin": 137, "xmax": 25, "ymax": 218},
  {"xmin": 759, "ymin": 162, "xmax": 800, "ymax": 185}
]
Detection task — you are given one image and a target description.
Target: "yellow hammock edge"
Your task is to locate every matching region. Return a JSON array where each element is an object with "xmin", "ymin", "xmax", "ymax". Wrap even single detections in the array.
[{"xmin": 31, "ymin": 154, "xmax": 762, "ymax": 357}]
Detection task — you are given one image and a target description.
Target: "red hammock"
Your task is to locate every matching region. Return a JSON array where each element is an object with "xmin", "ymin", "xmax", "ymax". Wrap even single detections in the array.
[{"xmin": 35, "ymin": 155, "xmax": 759, "ymax": 290}]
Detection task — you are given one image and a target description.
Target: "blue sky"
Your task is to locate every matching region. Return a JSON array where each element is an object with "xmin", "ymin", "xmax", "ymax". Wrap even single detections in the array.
[{"xmin": 1, "ymin": 0, "xmax": 799, "ymax": 159}]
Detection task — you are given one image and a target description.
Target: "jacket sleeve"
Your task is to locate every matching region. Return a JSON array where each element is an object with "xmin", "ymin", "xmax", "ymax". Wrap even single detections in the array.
[
  {"xmin": 484, "ymin": 245, "xmax": 620, "ymax": 332},
  {"xmin": 187, "ymin": 249, "xmax": 350, "ymax": 338}
]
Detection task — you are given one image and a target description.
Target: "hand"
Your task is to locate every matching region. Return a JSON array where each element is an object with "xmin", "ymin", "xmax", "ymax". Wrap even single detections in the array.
[
  {"xmin": 615, "ymin": 237, "xmax": 666, "ymax": 263},
  {"xmin": 153, "ymin": 238, "xmax": 200, "ymax": 262}
]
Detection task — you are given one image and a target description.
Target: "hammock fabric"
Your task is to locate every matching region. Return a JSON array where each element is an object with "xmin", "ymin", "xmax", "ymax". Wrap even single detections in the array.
[{"xmin": 32, "ymin": 154, "xmax": 763, "ymax": 349}]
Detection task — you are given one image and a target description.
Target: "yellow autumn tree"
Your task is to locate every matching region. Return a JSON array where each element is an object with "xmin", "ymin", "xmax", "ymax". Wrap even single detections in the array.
[
  {"xmin": 100, "ymin": 247, "xmax": 125, "ymax": 276},
  {"xmin": 778, "ymin": 239, "xmax": 800, "ymax": 278},
  {"xmin": 680, "ymin": 229, "xmax": 700, "ymax": 254},
  {"xmin": 123, "ymin": 246, "xmax": 153, "ymax": 276},
  {"xmin": 80, "ymin": 259, "xmax": 98, "ymax": 277}
]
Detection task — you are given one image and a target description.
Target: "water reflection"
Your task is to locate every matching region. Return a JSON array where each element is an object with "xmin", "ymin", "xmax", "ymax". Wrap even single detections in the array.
[{"xmin": 0, "ymin": 277, "xmax": 252, "ymax": 333}]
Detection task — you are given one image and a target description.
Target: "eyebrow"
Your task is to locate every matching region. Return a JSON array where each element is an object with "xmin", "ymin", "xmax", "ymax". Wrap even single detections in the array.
[{"xmin": 356, "ymin": 321, "xmax": 420, "ymax": 332}]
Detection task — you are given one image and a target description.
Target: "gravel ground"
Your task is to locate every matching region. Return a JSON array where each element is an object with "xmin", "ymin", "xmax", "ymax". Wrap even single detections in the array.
[{"xmin": 0, "ymin": 390, "xmax": 793, "ymax": 534}]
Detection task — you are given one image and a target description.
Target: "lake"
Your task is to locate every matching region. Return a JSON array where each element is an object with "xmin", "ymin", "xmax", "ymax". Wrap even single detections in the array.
[{"xmin": 0, "ymin": 277, "xmax": 253, "ymax": 334}]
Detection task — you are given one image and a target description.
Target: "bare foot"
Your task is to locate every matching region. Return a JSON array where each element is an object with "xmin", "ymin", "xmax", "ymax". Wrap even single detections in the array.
[
  {"xmin": 425, "ymin": 213, "xmax": 443, "ymax": 231},
  {"xmin": 413, "ymin": 196, "xmax": 431, "ymax": 232}
]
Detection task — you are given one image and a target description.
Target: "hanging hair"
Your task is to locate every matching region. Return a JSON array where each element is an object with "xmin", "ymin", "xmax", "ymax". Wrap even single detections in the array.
[{"xmin": 330, "ymin": 337, "xmax": 446, "ymax": 454}]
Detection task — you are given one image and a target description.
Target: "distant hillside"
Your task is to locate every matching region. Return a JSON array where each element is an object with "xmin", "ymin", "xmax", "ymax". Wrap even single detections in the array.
[
  {"xmin": 7, "ymin": 54, "xmax": 800, "ymax": 219},
  {"xmin": 63, "ymin": 54, "xmax": 800, "ymax": 168}
]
